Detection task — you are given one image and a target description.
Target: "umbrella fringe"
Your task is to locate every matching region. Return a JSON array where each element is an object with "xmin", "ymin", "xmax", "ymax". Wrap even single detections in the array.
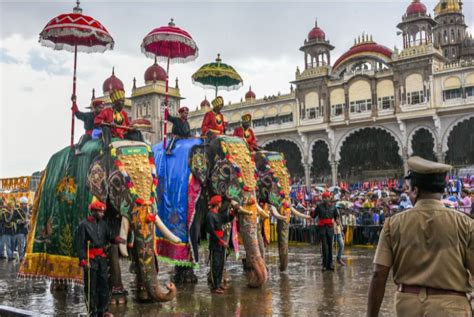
[
  {"xmin": 40, "ymin": 39, "xmax": 113, "ymax": 54},
  {"xmin": 40, "ymin": 27, "xmax": 114, "ymax": 45},
  {"xmin": 191, "ymin": 80, "xmax": 243, "ymax": 92}
]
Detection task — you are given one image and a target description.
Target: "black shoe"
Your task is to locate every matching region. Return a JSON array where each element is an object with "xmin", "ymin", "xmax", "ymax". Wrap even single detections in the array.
[
  {"xmin": 321, "ymin": 267, "xmax": 327, "ymax": 271},
  {"xmin": 8, "ymin": 258, "xmax": 14, "ymax": 261},
  {"xmin": 327, "ymin": 266, "xmax": 335, "ymax": 271}
]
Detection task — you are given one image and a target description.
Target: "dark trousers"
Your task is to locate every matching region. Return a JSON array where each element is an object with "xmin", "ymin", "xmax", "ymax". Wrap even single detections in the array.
[
  {"xmin": 83, "ymin": 257, "xmax": 109, "ymax": 317},
  {"xmin": 209, "ymin": 248, "xmax": 225, "ymax": 290},
  {"xmin": 319, "ymin": 225, "xmax": 334, "ymax": 269}
]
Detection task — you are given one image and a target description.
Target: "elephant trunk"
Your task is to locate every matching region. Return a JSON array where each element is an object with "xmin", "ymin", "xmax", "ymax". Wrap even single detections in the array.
[
  {"xmin": 238, "ymin": 213, "xmax": 268, "ymax": 288},
  {"xmin": 277, "ymin": 219, "xmax": 289, "ymax": 272},
  {"xmin": 146, "ymin": 279, "xmax": 177, "ymax": 303}
]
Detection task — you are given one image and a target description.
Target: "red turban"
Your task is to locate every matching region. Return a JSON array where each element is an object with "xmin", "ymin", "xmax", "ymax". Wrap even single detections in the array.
[
  {"xmin": 209, "ymin": 195, "xmax": 222, "ymax": 206},
  {"xmin": 178, "ymin": 106, "xmax": 189, "ymax": 113},
  {"xmin": 89, "ymin": 201, "xmax": 106, "ymax": 211},
  {"xmin": 322, "ymin": 191, "xmax": 331, "ymax": 198}
]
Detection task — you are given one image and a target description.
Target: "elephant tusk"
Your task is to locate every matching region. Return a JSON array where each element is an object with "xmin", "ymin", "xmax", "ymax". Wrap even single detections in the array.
[
  {"xmin": 154, "ymin": 214, "xmax": 182, "ymax": 244},
  {"xmin": 291, "ymin": 206, "xmax": 311, "ymax": 219},
  {"xmin": 119, "ymin": 217, "xmax": 130, "ymax": 257},
  {"xmin": 270, "ymin": 205, "xmax": 288, "ymax": 222},
  {"xmin": 256, "ymin": 202, "xmax": 269, "ymax": 219}
]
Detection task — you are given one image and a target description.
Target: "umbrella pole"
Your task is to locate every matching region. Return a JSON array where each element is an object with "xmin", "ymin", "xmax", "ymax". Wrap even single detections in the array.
[
  {"xmin": 70, "ymin": 45, "xmax": 77, "ymax": 148},
  {"xmin": 215, "ymin": 86, "xmax": 218, "ymax": 98},
  {"xmin": 163, "ymin": 56, "xmax": 170, "ymax": 149}
]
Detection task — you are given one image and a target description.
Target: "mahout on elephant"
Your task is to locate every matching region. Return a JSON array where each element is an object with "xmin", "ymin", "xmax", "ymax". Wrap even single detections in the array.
[{"xmin": 19, "ymin": 138, "xmax": 180, "ymax": 304}]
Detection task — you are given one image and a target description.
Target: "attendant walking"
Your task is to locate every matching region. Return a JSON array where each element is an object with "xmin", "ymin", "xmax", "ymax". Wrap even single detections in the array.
[{"xmin": 311, "ymin": 192, "xmax": 339, "ymax": 271}]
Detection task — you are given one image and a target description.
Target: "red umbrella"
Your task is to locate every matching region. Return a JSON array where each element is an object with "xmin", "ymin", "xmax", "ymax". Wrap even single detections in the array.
[
  {"xmin": 141, "ymin": 19, "xmax": 198, "ymax": 148},
  {"xmin": 40, "ymin": 1, "xmax": 114, "ymax": 147}
]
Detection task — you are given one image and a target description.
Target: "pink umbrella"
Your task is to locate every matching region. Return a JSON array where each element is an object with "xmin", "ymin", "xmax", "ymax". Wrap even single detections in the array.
[
  {"xmin": 40, "ymin": 1, "xmax": 114, "ymax": 147},
  {"xmin": 141, "ymin": 19, "xmax": 198, "ymax": 148}
]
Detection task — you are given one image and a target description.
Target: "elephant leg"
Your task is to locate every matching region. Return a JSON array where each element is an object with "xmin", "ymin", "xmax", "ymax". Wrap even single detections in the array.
[
  {"xmin": 239, "ymin": 214, "xmax": 268, "ymax": 288},
  {"xmin": 172, "ymin": 266, "xmax": 198, "ymax": 284},
  {"xmin": 277, "ymin": 219, "xmax": 289, "ymax": 272},
  {"xmin": 108, "ymin": 245, "xmax": 127, "ymax": 305}
]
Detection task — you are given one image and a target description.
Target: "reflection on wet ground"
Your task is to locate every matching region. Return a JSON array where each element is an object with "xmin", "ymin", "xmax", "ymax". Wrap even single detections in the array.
[{"xmin": 0, "ymin": 245, "xmax": 396, "ymax": 316}]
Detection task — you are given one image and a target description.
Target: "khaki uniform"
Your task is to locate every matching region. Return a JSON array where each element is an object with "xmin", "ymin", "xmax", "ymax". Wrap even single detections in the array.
[{"xmin": 374, "ymin": 199, "xmax": 474, "ymax": 317}]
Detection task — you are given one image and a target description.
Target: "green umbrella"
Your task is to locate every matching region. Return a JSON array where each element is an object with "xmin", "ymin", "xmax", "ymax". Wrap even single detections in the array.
[{"xmin": 191, "ymin": 54, "xmax": 243, "ymax": 97}]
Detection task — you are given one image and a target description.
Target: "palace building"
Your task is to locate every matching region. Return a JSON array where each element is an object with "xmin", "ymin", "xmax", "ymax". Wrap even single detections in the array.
[
  {"xmin": 93, "ymin": 0, "xmax": 473, "ymax": 186},
  {"xmin": 186, "ymin": 0, "xmax": 474, "ymax": 186}
]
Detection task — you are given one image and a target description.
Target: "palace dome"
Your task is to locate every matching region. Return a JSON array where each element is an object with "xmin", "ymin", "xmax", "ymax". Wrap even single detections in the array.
[
  {"xmin": 333, "ymin": 40, "xmax": 393, "ymax": 70},
  {"xmin": 144, "ymin": 62, "xmax": 167, "ymax": 83},
  {"xmin": 102, "ymin": 68, "xmax": 124, "ymax": 93},
  {"xmin": 245, "ymin": 86, "xmax": 256, "ymax": 100},
  {"xmin": 308, "ymin": 22, "xmax": 326, "ymax": 41},
  {"xmin": 406, "ymin": 0, "xmax": 427, "ymax": 16},
  {"xmin": 200, "ymin": 97, "xmax": 210, "ymax": 109}
]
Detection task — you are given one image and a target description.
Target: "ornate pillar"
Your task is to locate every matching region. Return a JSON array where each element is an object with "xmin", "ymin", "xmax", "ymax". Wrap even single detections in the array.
[
  {"xmin": 330, "ymin": 161, "xmax": 338, "ymax": 187},
  {"xmin": 402, "ymin": 152, "xmax": 409, "ymax": 175},
  {"xmin": 304, "ymin": 163, "xmax": 311, "ymax": 189},
  {"xmin": 436, "ymin": 149, "xmax": 446, "ymax": 163}
]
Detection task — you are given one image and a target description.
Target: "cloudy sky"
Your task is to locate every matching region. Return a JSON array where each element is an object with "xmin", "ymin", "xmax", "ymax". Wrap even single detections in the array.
[{"xmin": 1, "ymin": 0, "xmax": 473, "ymax": 177}]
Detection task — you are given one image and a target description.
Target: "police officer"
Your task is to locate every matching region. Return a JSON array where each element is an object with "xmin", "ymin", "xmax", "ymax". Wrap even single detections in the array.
[
  {"xmin": 311, "ymin": 191, "xmax": 339, "ymax": 271},
  {"xmin": 76, "ymin": 201, "xmax": 124, "ymax": 317},
  {"xmin": 367, "ymin": 156, "xmax": 474, "ymax": 317}
]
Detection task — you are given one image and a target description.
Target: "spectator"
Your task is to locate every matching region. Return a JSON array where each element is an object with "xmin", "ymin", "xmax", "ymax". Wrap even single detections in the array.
[{"xmin": 460, "ymin": 189, "xmax": 471, "ymax": 215}]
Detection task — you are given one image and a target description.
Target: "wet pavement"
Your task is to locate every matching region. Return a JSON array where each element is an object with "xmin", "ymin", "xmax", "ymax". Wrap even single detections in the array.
[{"xmin": 0, "ymin": 245, "xmax": 397, "ymax": 316}]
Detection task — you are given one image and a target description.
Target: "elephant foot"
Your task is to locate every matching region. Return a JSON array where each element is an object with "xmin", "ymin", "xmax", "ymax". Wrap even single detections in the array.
[
  {"xmin": 50, "ymin": 281, "xmax": 68, "ymax": 292},
  {"xmin": 172, "ymin": 266, "xmax": 197, "ymax": 284},
  {"xmin": 110, "ymin": 286, "xmax": 128, "ymax": 305},
  {"xmin": 137, "ymin": 284, "xmax": 150, "ymax": 302}
]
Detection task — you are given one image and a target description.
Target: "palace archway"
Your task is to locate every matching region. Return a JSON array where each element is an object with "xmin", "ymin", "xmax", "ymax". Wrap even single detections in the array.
[
  {"xmin": 411, "ymin": 128, "xmax": 436, "ymax": 161},
  {"xmin": 263, "ymin": 139, "xmax": 304, "ymax": 179},
  {"xmin": 446, "ymin": 117, "xmax": 474, "ymax": 166},
  {"xmin": 338, "ymin": 128, "xmax": 403, "ymax": 181},
  {"xmin": 311, "ymin": 140, "xmax": 331, "ymax": 183}
]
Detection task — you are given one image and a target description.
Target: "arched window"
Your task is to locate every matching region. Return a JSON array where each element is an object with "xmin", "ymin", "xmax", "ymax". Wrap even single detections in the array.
[
  {"xmin": 444, "ymin": 30, "xmax": 448, "ymax": 42},
  {"xmin": 451, "ymin": 29, "xmax": 455, "ymax": 42}
]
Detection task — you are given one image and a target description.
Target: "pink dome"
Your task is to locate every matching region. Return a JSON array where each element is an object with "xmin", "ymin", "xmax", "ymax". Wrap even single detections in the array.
[
  {"xmin": 102, "ymin": 68, "xmax": 124, "ymax": 93},
  {"xmin": 308, "ymin": 27, "xmax": 325, "ymax": 41},
  {"xmin": 245, "ymin": 86, "xmax": 256, "ymax": 99},
  {"xmin": 200, "ymin": 98, "xmax": 210, "ymax": 109},
  {"xmin": 406, "ymin": 0, "xmax": 426, "ymax": 16},
  {"xmin": 144, "ymin": 62, "xmax": 167, "ymax": 83}
]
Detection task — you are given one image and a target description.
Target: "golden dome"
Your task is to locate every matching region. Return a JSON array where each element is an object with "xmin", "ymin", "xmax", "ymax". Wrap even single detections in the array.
[{"xmin": 434, "ymin": 0, "xmax": 461, "ymax": 16}]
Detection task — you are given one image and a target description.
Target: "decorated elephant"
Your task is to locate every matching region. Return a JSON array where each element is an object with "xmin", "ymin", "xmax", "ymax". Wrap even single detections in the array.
[
  {"xmin": 254, "ymin": 150, "xmax": 310, "ymax": 272},
  {"xmin": 19, "ymin": 139, "xmax": 178, "ymax": 303},
  {"xmin": 154, "ymin": 135, "xmax": 268, "ymax": 288}
]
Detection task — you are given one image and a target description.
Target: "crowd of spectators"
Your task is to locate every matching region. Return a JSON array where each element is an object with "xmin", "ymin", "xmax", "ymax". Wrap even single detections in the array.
[{"xmin": 285, "ymin": 179, "xmax": 473, "ymax": 246}]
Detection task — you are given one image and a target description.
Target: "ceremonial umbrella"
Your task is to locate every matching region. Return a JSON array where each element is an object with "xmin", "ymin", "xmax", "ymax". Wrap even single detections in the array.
[
  {"xmin": 141, "ymin": 18, "xmax": 199, "ymax": 148},
  {"xmin": 191, "ymin": 54, "xmax": 243, "ymax": 97},
  {"xmin": 39, "ymin": 1, "xmax": 114, "ymax": 147}
]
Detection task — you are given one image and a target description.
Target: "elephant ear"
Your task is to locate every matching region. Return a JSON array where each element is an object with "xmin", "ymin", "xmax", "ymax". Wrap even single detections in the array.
[
  {"xmin": 211, "ymin": 159, "xmax": 242, "ymax": 204},
  {"xmin": 88, "ymin": 158, "xmax": 108, "ymax": 203},
  {"xmin": 189, "ymin": 145, "xmax": 209, "ymax": 186}
]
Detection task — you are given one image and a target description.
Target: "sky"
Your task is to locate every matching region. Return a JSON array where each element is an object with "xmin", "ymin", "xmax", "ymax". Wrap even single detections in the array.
[{"xmin": 1, "ymin": 0, "xmax": 473, "ymax": 177}]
